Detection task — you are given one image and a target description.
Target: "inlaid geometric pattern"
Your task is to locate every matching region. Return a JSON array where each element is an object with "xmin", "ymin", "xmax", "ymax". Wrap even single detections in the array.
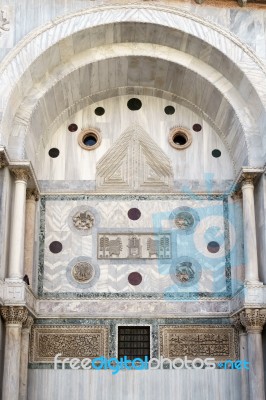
[
  {"xmin": 159, "ymin": 325, "xmax": 238, "ymax": 361},
  {"xmin": 96, "ymin": 125, "xmax": 173, "ymax": 192}
]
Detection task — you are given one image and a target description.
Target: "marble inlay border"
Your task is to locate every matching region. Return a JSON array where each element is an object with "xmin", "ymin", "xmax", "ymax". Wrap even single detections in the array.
[{"xmin": 38, "ymin": 195, "xmax": 232, "ymax": 299}]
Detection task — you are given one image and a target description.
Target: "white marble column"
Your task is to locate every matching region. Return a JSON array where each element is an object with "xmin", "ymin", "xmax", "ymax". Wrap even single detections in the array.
[
  {"xmin": 24, "ymin": 189, "xmax": 39, "ymax": 285},
  {"xmin": 8, "ymin": 169, "xmax": 30, "ymax": 281},
  {"xmin": 19, "ymin": 316, "xmax": 34, "ymax": 400},
  {"xmin": 1, "ymin": 306, "xmax": 28, "ymax": 400},
  {"xmin": 241, "ymin": 176, "xmax": 260, "ymax": 284},
  {"xmin": 239, "ymin": 331, "xmax": 249, "ymax": 400},
  {"xmin": 240, "ymin": 309, "xmax": 266, "ymax": 400}
]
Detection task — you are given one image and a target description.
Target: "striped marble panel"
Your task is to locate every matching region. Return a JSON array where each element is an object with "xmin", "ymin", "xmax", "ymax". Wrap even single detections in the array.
[{"xmin": 28, "ymin": 369, "xmax": 242, "ymax": 400}]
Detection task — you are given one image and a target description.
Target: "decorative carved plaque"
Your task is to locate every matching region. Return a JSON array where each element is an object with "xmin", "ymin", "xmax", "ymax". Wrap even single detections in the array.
[
  {"xmin": 30, "ymin": 325, "xmax": 109, "ymax": 363},
  {"xmin": 98, "ymin": 233, "xmax": 171, "ymax": 259},
  {"xmin": 72, "ymin": 262, "xmax": 94, "ymax": 283},
  {"xmin": 72, "ymin": 210, "xmax": 94, "ymax": 230},
  {"xmin": 159, "ymin": 326, "xmax": 238, "ymax": 361}
]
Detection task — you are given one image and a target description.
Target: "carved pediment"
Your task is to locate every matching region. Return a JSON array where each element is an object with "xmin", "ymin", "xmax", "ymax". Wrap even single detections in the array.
[{"xmin": 96, "ymin": 125, "xmax": 173, "ymax": 192}]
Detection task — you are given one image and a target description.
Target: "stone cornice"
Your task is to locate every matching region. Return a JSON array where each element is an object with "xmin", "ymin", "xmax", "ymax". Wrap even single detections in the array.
[{"xmin": 1, "ymin": 281, "xmax": 266, "ymax": 319}]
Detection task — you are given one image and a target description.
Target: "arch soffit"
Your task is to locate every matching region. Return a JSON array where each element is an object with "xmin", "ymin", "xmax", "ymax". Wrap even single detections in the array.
[{"xmin": 0, "ymin": 5, "xmax": 265, "ymax": 168}]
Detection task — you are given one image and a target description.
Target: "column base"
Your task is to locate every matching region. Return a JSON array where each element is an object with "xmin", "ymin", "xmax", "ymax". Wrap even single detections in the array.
[{"xmin": 244, "ymin": 280, "xmax": 263, "ymax": 287}]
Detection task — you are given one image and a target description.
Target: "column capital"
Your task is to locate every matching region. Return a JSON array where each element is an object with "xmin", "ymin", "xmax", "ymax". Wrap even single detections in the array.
[
  {"xmin": 22, "ymin": 315, "xmax": 34, "ymax": 331},
  {"xmin": 0, "ymin": 152, "xmax": 8, "ymax": 168},
  {"xmin": 0, "ymin": 306, "xmax": 28, "ymax": 326},
  {"xmin": 26, "ymin": 188, "xmax": 40, "ymax": 201},
  {"xmin": 231, "ymin": 314, "xmax": 246, "ymax": 334},
  {"xmin": 10, "ymin": 168, "xmax": 31, "ymax": 183},
  {"xmin": 241, "ymin": 173, "xmax": 255, "ymax": 188},
  {"xmin": 240, "ymin": 308, "xmax": 266, "ymax": 333}
]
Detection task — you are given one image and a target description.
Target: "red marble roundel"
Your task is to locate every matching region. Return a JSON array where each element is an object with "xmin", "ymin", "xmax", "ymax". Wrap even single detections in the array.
[
  {"xmin": 128, "ymin": 272, "xmax": 142, "ymax": 286},
  {"xmin": 128, "ymin": 208, "xmax": 141, "ymax": 220}
]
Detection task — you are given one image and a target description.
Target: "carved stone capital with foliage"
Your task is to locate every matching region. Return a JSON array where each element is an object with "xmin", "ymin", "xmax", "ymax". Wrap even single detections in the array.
[
  {"xmin": 26, "ymin": 188, "xmax": 39, "ymax": 201},
  {"xmin": 11, "ymin": 168, "xmax": 31, "ymax": 183},
  {"xmin": 0, "ymin": 306, "xmax": 28, "ymax": 326},
  {"xmin": 0, "ymin": 153, "xmax": 8, "ymax": 168},
  {"xmin": 22, "ymin": 315, "xmax": 34, "ymax": 331},
  {"xmin": 240, "ymin": 308, "xmax": 266, "ymax": 333}
]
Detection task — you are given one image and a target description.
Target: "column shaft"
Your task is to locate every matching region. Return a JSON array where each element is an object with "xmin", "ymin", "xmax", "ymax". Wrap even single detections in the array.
[
  {"xmin": 242, "ymin": 181, "xmax": 259, "ymax": 283},
  {"xmin": 247, "ymin": 333, "xmax": 265, "ymax": 400},
  {"xmin": 1, "ymin": 307, "xmax": 28, "ymax": 400},
  {"xmin": 8, "ymin": 170, "xmax": 29, "ymax": 280},
  {"xmin": 239, "ymin": 332, "xmax": 249, "ymax": 400},
  {"xmin": 24, "ymin": 190, "xmax": 38, "ymax": 285},
  {"xmin": 19, "ymin": 317, "xmax": 33, "ymax": 400}
]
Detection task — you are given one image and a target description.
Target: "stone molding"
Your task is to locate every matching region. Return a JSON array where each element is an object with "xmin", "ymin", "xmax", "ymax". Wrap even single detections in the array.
[
  {"xmin": 0, "ymin": 306, "xmax": 28, "ymax": 325},
  {"xmin": 240, "ymin": 308, "xmax": 266, "ymax": 333}
]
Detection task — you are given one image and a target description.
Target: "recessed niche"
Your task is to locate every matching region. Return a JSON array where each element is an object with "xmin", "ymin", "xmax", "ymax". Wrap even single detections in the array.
[
  {"xmin": 193, "ymin": 124, "xmax": 202, "ymax": 132},
  {"xmin": 164, "ymin": 106, "xmax": 175, "ymax": 115},
  {"xmin": 207, "ymin": 241, "xmax": 220, "ymax": 253},
  {"xmin": 128, "ymin": 272, "xmax": 142, "ymax": 286},
  {"xmin": 49, "ymin": 241, "xmax": 63, "ymax": 254},
  {"xmin": 127, "ymin": 98, "xmax": 142, "ymax": 111},
  {"xmin": 68, "ymin": 123, "xmax": 78, "ymax": 132},
  {"xmin": 95, "ymin": 107, "xmax": 105, "ymax": 116},
  {"xmin": 128, "ymin": 208, "xmax": 141, "ymax": 220},
  {"xmin": 48, "ymin": 148, "xmax": 60, "ymax": 158},
  {"xmin": 169, "ymin": 128, "xmax": 192, "ymax": 150},
  {"xmin": 78, "ymin": 129, "xmax": 101, "ymax": 150},
  {"xmin": 212, "ymin": 149, "xmax": 221, "ymax": 158}
]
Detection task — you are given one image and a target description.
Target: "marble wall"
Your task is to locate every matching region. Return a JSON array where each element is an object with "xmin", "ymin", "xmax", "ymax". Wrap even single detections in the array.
[
  {"xmin": 37, "ymin": 96, "xmax": 234, "ymax": 192},
  {"xmin": 27, "ymin": 369, "xmax": 242, "ymax": 400}
]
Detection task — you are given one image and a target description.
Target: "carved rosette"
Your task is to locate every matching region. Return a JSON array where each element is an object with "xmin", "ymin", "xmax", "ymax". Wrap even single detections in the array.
[
  {"xmin": 22, "ymin": 316, "xmax": 34, "ymax": 332},
  {"xmin": 26, "ymin": 188, "xmax": 39, "ymax": 201},
  {"xmin": 0, "ymin": 306, "xmax": 28, "ymax": 326},
  {"xmin": 240, "ymin": 309, "xmax": 266, "ymax": 333},
  {"xmin": 11, "ymin": 168, "xmax": 31, "ymax": 183}
]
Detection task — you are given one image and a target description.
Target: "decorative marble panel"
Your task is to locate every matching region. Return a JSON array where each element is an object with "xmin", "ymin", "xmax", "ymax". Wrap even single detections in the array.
[
  {"xmin": 30, "ymin": 325, "xmax": 109, "ymax": 363},
  {"xmin": 97, "ymin": 233, "xmax": 171, "ymax": 259},
  {"xmin": 159, "ymin": 325, "xmax": 238, "ymax": 361},
  {"xmin": 38, "ymin": 194, "xmax": 244, "ymax": 299}
]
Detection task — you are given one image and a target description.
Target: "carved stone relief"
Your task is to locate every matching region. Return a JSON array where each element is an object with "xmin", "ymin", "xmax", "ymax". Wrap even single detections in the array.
[
  {"xmin": 98, "ymin": 233, "xmax": 171, "ymax": 259},
  {"xmin": 170, "ymin": 257, "xmax": 202, "ymax": 287},
  {"xmin": 159, "ymin": 325, "xmax": 238, "ymax": 361},
  {"xmin": 30, "ymin": 325, "xmax": 109, "ymax": 362},
  {"xmin": 96, "ymin": 125, "xmax": 173, "ymax": 192},
  {"xmin": 72, "ymin": 262, "xmax": 94, "ymax": 283},
  {"xmin": 68, "ymin": 205, "xmax": 99, "ymax": 235},
  {"xmin": 66, "ymin": 257, "xmax": 100, "ymax": 289}
]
